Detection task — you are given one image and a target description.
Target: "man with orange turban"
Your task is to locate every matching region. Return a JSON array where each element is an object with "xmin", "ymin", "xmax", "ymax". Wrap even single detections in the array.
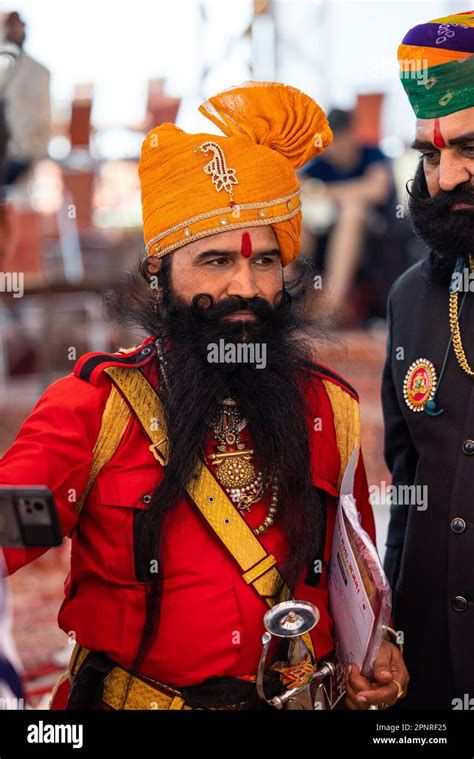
[
  {"xmin": 0, "ymin": 82, "xmax": 407, "ymax": 710},
  {"xmin": 382, "ymin": 12, "xmax": 474, "ymax": 708}
]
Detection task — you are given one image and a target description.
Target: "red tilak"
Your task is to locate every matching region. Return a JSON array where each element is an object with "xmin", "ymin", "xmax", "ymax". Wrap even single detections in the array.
[
  {"xmin": 240, "ymin": 232, "xmax": 252, "ymax": 258},
  {"xmin": 433, "ymin": 118, "xmax": 446, "ymax": 149}
]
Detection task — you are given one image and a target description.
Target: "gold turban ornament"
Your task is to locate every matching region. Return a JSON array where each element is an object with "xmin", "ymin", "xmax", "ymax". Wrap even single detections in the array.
[{"xmin": 139, "ymin": 82, "xmax": 332, "ymax": 267}]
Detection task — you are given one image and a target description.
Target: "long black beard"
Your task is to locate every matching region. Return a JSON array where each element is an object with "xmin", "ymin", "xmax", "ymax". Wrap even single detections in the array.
[
  {"xmin": 105, "ymin": 257, "xmax": 327, "ymax": 684},
  {"xmin": 154, "ymin": 273, "xmax": 316, "ymax": 508},
  {"xmin": 407, "ymin": 161, "xmax": 474, "ymax": 284}
]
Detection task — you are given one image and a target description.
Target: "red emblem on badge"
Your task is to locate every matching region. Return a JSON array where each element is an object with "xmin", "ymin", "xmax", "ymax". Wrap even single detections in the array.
[{"xmin": 403, "ymin": 359, "xmax": 437, "ymax": 412}]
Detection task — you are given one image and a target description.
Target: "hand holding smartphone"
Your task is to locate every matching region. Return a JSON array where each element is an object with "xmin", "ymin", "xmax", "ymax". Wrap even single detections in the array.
[{"xmin": 0, "ymin": 487, "xmax": 62, "ymax": 548}]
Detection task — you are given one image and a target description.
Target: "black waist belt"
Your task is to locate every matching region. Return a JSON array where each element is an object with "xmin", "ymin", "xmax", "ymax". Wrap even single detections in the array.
[{"xmin": 66, "ymin": 643, "xmax": 282, "ymax": 710}]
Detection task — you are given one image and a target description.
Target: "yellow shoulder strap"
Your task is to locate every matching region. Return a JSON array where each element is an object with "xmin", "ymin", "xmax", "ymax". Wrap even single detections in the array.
[
  {"xmin": 74, "ymin": 384, "xmax": 132, "ymax": 518},
  {"xmin": 321, "ymin": 379, "xmax": 361, "ymax": 490}
]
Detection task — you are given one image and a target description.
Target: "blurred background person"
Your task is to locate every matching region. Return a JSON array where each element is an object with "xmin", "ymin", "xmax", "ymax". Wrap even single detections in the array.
[
  {"xmin": 0, "ymin": 11, "xmax": 51, "ymax": 187},
  {"xmin": 0, "ymin": 553, "xmax": 24, "ymax": 709},
  {"xmin": 300, "ymin": 108, "xmax": 397, "ymax": 325},
  {"xmin": 0, "ymin": 16, "xmax": 19, "ymax": 264}
]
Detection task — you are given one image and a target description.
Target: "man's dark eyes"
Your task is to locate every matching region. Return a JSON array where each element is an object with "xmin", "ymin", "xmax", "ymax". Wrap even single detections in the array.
[
  {"xmin": 420, "ymin": 146, "xmax": 474, "ymax": 162},
  {"xmin": 207, "ymin": 258, "xmax": 229, "ymax": 266},
  {"xmin": 420, "ymin": 151, "xmax": 439, "ymax": 163},
  {"xmin": 206, "ymin": 256, "xmax": 276, "ymax": 266}
]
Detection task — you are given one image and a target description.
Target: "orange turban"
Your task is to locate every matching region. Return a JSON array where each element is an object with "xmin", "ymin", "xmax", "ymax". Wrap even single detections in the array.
[{"xmin": 139, "ymin": 82, "xmax": 332, "ymax": 267}]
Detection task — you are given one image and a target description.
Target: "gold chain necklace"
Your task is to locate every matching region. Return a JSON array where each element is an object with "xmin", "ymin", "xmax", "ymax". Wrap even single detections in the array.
[{"xmin": 449, "ymin": 256, "xmax": 474, "ymax": 376}]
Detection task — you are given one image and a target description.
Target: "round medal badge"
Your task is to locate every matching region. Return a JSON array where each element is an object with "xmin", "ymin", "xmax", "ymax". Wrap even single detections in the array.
[{"xmin": 403, "ymin": 359, "xmax": 437, "ymax": 412}]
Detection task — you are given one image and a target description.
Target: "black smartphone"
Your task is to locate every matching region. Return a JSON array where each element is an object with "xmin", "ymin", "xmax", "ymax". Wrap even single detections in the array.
[{"xmin": 0, "ymin": 486, "xmax": 63, "ymax": 548}]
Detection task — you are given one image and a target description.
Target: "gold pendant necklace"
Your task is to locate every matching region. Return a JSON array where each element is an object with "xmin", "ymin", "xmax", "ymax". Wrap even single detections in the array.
[
  {"xmin": 206, "ymin": 399, "xmax": 278, "ymax": 534},
  {"xmin": 207, "ymin": 398, "xmax": 266, "ymax": 511},
  {"xmin": 156, "ymin": 349, "xmax": 278, "ymax": 534},
  {"xmin": 449, "ymin": 255, "xmax": 474, "ymax": 376}
]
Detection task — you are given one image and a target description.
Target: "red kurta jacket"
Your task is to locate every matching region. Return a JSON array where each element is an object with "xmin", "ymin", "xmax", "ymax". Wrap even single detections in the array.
[{"xmin": 0, "ymin": 337, "xmax": 375, "ymax": 707}]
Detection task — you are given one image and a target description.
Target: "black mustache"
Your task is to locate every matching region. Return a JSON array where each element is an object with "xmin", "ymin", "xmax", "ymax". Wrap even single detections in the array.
[
  {"xmin": 407, "ymin": 179, "xmax": 474, "ymax": 213},
  {"xmin": 190, "ymin": 291, "xmax": 291, "ymax": 321}
]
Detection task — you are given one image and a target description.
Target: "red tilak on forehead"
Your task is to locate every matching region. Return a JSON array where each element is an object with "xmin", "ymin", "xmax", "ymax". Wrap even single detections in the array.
[
  {"xmin": 240, "ymin": 231, "xmax": 252, "ymax": 258},
  {"xmin": 433, "ymin": 118, "xmax": 446, "ymax": 149}
]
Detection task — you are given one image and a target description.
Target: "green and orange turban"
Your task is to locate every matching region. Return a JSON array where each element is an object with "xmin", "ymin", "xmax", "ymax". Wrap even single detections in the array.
[
  {"xmin": 398, "ymin": 11, "xmax": 474, "ymax": 118},
  {"xmin": 139, "ymin": 82, "xmax": 332, "ymax": 267}
]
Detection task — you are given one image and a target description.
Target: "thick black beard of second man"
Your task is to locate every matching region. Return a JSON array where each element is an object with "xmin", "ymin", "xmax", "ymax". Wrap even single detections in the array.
[{"xmin": 408, "ymin": 161, "xmax": 474, "ymax": 283}]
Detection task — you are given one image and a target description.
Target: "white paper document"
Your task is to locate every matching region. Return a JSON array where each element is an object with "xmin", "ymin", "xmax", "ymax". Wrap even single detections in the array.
[{"xmin": 328, "ymin": 448, "xmax": 379, "ymax": 670}]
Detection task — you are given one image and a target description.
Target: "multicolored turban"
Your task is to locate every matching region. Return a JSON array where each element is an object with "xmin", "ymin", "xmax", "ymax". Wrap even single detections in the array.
[
  {"xmin": 398, "ymin": 11, "xmax": 474, "ymax": 118},
  {"xmin": 138, "ymin": 82, "xmax": 332, "ymax": 267}
]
